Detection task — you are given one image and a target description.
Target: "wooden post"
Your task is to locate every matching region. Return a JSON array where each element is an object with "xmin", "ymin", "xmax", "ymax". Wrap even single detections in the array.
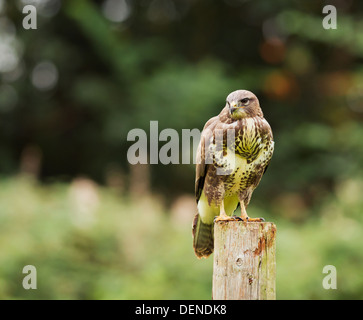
[{"xmin": 212, "ymin": 221, "xmax": 276, "ymax": 300}]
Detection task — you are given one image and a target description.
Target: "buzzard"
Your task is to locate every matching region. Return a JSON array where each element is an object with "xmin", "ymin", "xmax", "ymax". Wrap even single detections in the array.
[{"xmin": 192, "ymin": 90, "xmax": 274, "ymax": 259}]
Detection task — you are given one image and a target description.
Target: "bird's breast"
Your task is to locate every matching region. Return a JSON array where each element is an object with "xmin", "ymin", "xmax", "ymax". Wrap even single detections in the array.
[{"xmin": 234, "ymin": 118, "xmax": 263, "ymax": 161}]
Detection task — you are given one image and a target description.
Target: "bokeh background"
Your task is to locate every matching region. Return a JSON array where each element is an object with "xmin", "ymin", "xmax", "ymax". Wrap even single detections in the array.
[{"xmin": 0, "ymin": 0, "xmax": 363, "ymax": 300}]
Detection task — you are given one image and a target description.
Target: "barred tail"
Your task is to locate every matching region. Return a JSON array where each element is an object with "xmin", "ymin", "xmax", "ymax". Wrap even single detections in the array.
[{"xmin": 192, "ymin": 213, "xmax": 214, "ymax": 259}]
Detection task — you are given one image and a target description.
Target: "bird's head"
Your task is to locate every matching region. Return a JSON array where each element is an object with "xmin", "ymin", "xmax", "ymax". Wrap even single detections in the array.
[{"xmin": 226, "ymin": 90, "xmax": 263, "ymax": 120}]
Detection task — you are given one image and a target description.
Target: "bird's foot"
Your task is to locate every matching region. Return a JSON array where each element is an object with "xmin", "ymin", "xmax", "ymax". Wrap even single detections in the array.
[
  {"xmin": 243, "ymin": 217, "xmax": 265, "ymax": 222},
  {"xmin": 214, "ymin": 215, "xmax": 247, "ymax": 223},
  {"xmin": 214, "ymin": 215, "xmax": 265, "ymax": 223},
  {"xmin": 214, "ymin": 214, "xmax": 236, "ymax": 223}
]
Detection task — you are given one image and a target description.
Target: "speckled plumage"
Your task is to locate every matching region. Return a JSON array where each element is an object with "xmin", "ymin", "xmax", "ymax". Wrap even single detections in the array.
[{"xmin": 192, "ymin": 90, "xmax": 274, "ymax": 259}]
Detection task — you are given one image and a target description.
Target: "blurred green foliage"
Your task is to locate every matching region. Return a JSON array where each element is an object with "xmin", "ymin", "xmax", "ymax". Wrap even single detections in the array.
[
  {"xmin": 0, "ymin": 0, "xmax": 363, "ymax": 299},
  {"xmin": 0, "ymin": 177, "xmax": 213, "ymax": 299},
  {"xmin": 0, "ymin": 177, "xmax": 363, "ymax": 299}
]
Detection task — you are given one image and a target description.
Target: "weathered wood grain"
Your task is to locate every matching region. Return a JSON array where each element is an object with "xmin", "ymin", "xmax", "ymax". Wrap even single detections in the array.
[{"xmin": 212, "ymin": 221, "xmax": 276, "ymax": 300}]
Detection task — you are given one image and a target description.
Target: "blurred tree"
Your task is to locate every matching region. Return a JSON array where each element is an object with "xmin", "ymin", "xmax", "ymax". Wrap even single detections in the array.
[{"xmin": 0, "ymin": 0, "xmax": 362, "ymax": 217}]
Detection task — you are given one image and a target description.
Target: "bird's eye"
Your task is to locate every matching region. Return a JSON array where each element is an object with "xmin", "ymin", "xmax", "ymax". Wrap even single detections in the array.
[{"xmin": 240, "ymin": 98, "xmax": 250, "ymax": 105}]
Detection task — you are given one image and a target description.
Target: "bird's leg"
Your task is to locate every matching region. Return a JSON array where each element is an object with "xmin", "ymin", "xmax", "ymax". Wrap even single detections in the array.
[
  {"xmin": 214, "ymin": 199, "xmax": 234, "ymax": 222},
  {"xmin": 240, "ymin": 201, "xmax": 265, "ymax": 222}
]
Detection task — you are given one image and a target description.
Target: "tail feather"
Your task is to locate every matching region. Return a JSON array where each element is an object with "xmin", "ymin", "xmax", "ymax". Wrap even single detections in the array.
[{"xmin": 192, "ymin": 213, "xmax": 214, "ymax": 259}]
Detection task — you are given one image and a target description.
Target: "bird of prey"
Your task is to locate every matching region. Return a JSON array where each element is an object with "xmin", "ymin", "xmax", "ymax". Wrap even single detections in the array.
[{"xmin": 192, "ymin": 90, "xmax": 274, "ymax": 259}]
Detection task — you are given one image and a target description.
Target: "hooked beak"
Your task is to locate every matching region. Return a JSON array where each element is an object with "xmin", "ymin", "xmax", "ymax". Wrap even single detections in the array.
[
  {"xmin": 229, "ymin": 101, "xmax": 241, "ymax": 113},
  {"xmin": 229, "ymin": 101, "xmax": 248, "ymax": 119}
]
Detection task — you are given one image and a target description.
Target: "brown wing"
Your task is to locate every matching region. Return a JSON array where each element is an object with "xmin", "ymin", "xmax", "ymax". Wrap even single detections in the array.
[
  {"xmin": 195, "ymin": 116, "xmax": 219, "ymax": 203},
  {"xmin": 252, "ymin": 117, "xmax": 274, "ymax": 185}
]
